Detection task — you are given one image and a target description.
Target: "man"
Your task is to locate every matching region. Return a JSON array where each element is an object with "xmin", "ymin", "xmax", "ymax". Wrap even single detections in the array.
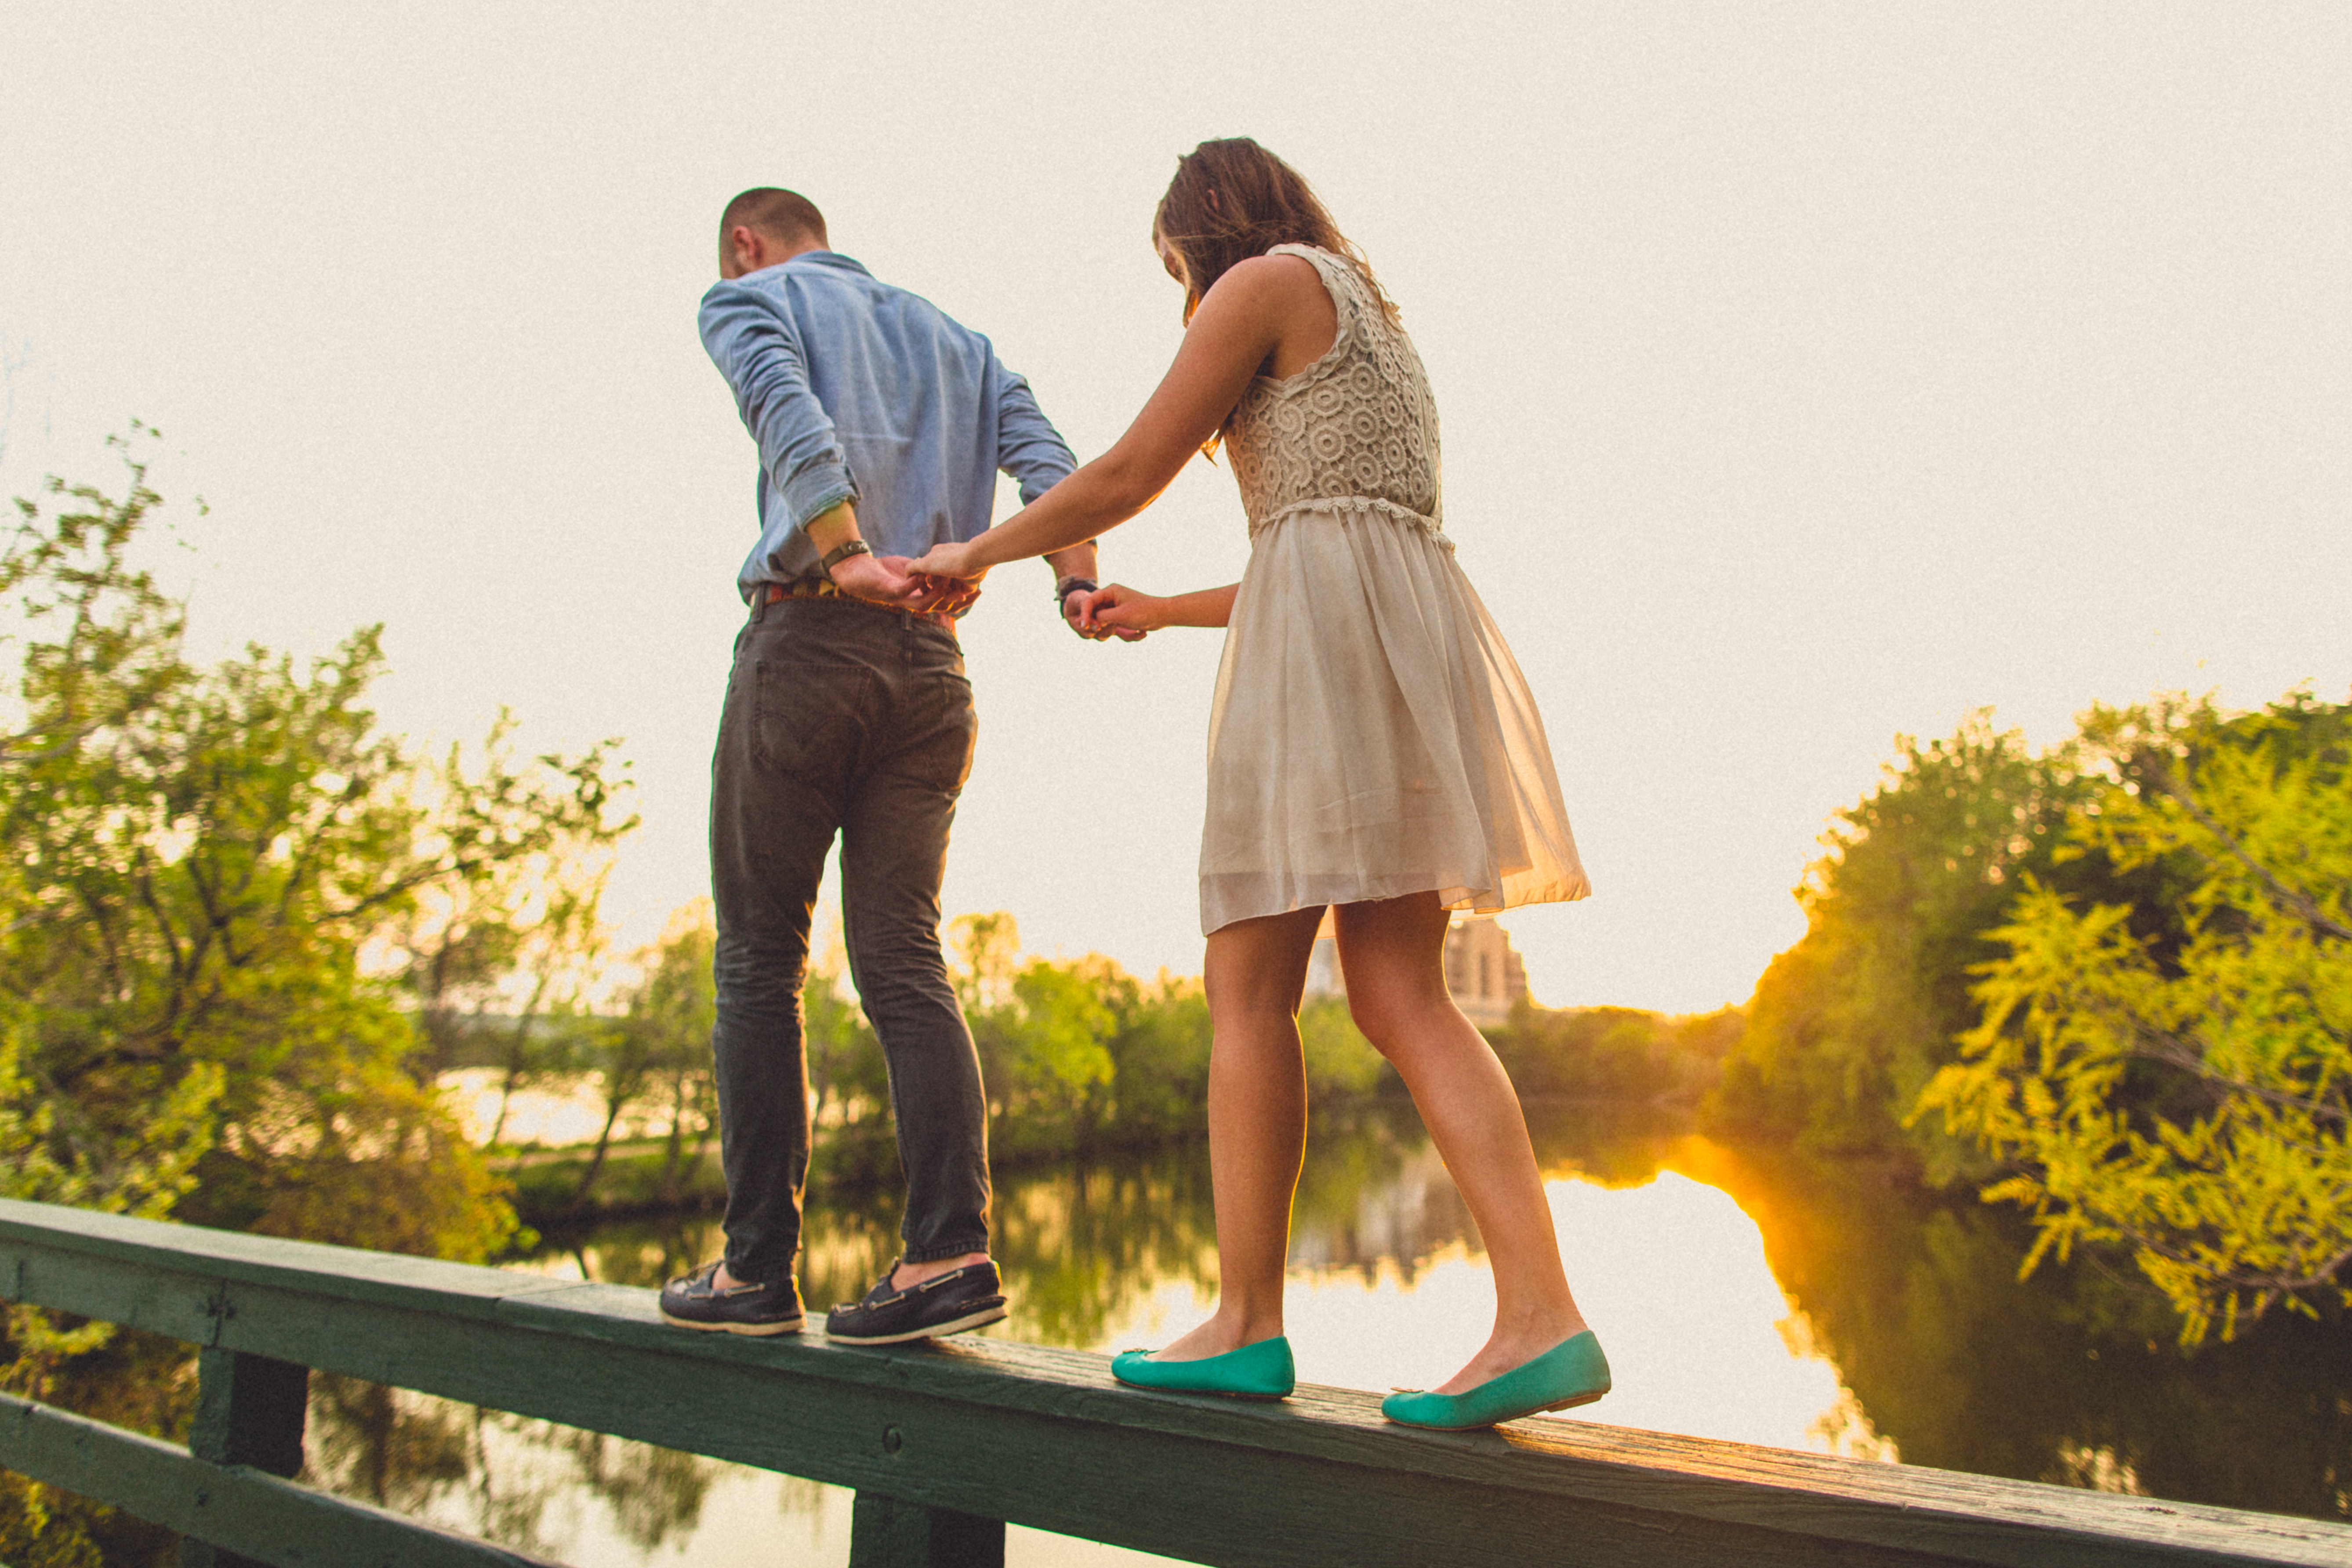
[{"xmin": 660, "ymin": 188, "xmax": 1119, "ymax": 1342}]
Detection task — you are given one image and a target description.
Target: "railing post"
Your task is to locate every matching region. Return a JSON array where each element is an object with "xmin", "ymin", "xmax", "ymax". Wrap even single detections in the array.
[
  {"xmin": 178, "ymin": 1347, "xmax": 310, "ymax": 1568},
  {"xmin": 849, "ymin": 1490, "xmax": 1005, "ymax": 1568}
]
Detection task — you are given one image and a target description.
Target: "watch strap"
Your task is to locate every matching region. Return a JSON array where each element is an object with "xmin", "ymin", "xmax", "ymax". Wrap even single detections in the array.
[{"xmin": 819, "ymin": 538, "xmax": 873, "ymax": 575}]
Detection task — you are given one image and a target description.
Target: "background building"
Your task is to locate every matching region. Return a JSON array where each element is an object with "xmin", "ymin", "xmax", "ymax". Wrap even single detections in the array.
[{"xmin": 1303, "ymin": 915, "xmax": 1531, "ymax": 1028}]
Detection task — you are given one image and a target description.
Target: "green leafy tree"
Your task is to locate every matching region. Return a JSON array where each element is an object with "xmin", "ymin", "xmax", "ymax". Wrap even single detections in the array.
[
  {"xmin": 567, "ymin": 911, "xmax": 722, "ymax": 1211},
  {"xmin": 638, "ymin": 912, "xmax": 720, "ymax": 1205},
  {"xmin": 1007, "ymin": 957, "xmax": 1120, "ymax": 1135},
  {"xmin": 1491, "ymin": 1003, "xmax": 1741, "ymax": 1106},
  {"xmin": 1703, "ymin": 714, "xmax": 2106, "ymax": 1175},
  {"xmin": 1099, "ymin": 971, "xmax": 1213, "ymax": 1134},
  {"xmin": 0, "ymin": 442, "xmax": 633, "ymax": 1563},
  {"xmin": 1919, "ymin": 693, "xmax": 2352, "ymax": 1341},
  {"xmin": 804, "ymin": 929, "xmax": 888, "ymax": 1151}
]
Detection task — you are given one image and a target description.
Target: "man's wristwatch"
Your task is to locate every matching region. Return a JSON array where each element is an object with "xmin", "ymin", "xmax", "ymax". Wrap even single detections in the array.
[
  {"xmin": 820, "ymin": 538, "xmax": 873, "ymax": 580},
  {"xmin": 1055, "ymin": 576, "xmax": 1097, "ymax": 614}
]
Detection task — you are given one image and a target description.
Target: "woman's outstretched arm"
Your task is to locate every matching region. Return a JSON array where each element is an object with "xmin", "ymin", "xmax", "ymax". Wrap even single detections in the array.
[
  {"xmin": 907, "ymin": 255, "xmax": 1326, "ymax": 579},
  {"xmin": 1077, "ymin": 581, "xmax": 1241, "ymax": 633}
]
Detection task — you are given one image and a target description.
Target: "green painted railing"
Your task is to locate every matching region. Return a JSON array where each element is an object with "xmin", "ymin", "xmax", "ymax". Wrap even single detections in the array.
[{"xmin": 2, "ymin": 1199, "xmax": 2347, "ymax": 1568}]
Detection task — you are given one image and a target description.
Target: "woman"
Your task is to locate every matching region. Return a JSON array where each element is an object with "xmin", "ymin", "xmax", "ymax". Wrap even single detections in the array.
[{"xmin": 909, "ymin": 138, "xmax": 1607, "ymax": 1430}]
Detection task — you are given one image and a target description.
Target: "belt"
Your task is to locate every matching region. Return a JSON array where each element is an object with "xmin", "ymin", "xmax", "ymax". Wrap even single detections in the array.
[{"xmin": 757, "ymin": 577, "xmax": 957, "ymax": 632}]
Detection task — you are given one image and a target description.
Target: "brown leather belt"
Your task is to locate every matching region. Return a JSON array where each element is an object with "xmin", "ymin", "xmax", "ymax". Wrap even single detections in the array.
[{"xmin": 758, "ymin": 577, "xmax": 956, "ymax": 632}]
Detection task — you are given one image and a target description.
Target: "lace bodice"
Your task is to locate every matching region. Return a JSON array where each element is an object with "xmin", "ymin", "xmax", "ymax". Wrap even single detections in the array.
[{"xmin": 1226, "ymin": 244, "xmax": 1445, "ymax": 539}]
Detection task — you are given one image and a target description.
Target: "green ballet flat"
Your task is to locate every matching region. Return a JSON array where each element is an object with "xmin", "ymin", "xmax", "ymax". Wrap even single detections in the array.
[
  {"xmin": 1111, "ymin": 1335, "xmax": 1296, "ymax": 1400},
  {"xmin": 1380, "ymin": 1330, "xmax": 1612, "ymax": 1431}
]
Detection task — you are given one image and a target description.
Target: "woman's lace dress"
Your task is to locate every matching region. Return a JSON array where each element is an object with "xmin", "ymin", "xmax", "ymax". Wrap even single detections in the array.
[{"xmin": 1198, "ymin": 243, "xmax": 1590, "ymax": 934}]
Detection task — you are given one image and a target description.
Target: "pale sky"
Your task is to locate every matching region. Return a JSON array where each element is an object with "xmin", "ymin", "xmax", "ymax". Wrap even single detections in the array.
[{"xmin": 5, "ymin": 4, "xmax": 2347, "ymax": 1013}]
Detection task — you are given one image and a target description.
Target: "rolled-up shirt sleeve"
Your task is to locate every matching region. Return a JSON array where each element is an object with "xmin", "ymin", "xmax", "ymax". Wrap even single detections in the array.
[
  {"xmin": 993, "ymin": 365, "xmax": 1077, "ymax": 504},
  {"xmin": 699, "ymin": 282, "xmax": 859, "ymax": 530}
]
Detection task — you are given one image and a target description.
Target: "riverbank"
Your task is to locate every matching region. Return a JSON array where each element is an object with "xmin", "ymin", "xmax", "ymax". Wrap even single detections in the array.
[
  {"xmin": 494, "ymin": 1098, "xmax": 1451, "ymax": 1233},
  {"xmin": 467, "ymin": 1000, "xmax": 1740, "ymax": 1232}
]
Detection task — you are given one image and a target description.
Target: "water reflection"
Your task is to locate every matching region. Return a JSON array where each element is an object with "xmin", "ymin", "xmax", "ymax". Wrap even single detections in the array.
[
  {"xmin": 1678, "ymin": 1140, "xmax": 2352, "ymax": 1519},
  {"xmin": 298, "ymin": 1107, "xmax": 2350, "ymax": 1565}
]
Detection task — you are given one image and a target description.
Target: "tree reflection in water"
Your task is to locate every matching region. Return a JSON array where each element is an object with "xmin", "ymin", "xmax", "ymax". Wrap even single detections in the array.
[
  {"xmin": 304, "ymin": 1373, "xmax": 728, "ymax": 1558},
  {"xmin": 1670, "ymin": 1138, "xmax": 2352, "ymax": 1523},
  {"xmin": 300, "ymin": 1103, "xmax": 2351, "ymax": 1557}
]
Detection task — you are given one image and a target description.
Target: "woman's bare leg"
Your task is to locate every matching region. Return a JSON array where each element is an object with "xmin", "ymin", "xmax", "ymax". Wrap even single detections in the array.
[
  {"xmin": 1336, "ymin": 892, "xmax": 1588, "ymax": 1393},
  {"xmin": 1148, "ymin": 904, "xmax": 1325, "ymax": 1361}
]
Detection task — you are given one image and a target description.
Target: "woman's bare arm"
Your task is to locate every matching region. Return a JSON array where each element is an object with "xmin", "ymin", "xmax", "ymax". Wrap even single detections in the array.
[
  {"xmin": 1078, "ymin": 581, "xmax": 1241, "ymax": 632},
  {"xmin": 906, "ymin": 256, "xmax": 1332, "ymax": 578}
]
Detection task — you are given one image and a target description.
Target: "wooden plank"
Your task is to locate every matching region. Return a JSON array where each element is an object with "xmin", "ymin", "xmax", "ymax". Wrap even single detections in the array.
[
  {"xmin": 0, "ymin": 1392, "xmax": 558, "ymax": 1568},
  {"xmin": 188, "ymin": 1349, "xmax": 309, "ymax": 1476},
  {"xmin": 4, "ymin": 1200, "xmax": 2349, "ymax": 1568},
  {"xmin": 849, "ymin": 1492, "xmax": 1007, "ymax": 1568},
  {"xmin": 181, "ymin": 1349, "xmax": 312, "ymax": 1568}
]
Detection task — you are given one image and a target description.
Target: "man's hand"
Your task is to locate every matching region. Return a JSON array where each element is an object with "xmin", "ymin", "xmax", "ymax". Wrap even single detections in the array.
[
  {"xmin": 1075, "ymin": 583, "xmax": 1165, "ymax": 636},
  {"xmin": 1063, "ymin": 586, "xmax": 1147, "ymax": 642},
  {"xmin": 827, "ymin": 552, "xmax": 922, "ymax": 608},
  {"xmin": 805, "ymin": 503, "xmax": 938, "ymax": 610}
]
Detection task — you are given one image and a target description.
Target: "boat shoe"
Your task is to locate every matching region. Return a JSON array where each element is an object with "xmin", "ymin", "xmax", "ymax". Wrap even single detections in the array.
[
  {"xmin": 825, "ymin": 1259, "xmax": 1009, "ymax": 1345},
  {"xmin": 658, "ymin": 1260, "xmax": 805, "ymax": 1336}
]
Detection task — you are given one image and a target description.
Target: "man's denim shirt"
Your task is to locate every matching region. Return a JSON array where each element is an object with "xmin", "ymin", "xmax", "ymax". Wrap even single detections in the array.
[{"xmin": 699, "ymin": 251, "xmax": 1077, "ymax": 600}]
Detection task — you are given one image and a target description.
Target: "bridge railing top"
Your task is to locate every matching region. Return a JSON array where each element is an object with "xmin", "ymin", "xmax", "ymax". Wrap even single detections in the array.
[{"xmin": 4, "ymin": 1198, "xmax": 2346, "ymax": 1568}]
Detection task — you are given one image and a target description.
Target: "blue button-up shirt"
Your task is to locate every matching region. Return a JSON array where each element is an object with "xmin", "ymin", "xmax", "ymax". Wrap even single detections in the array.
[{"xmin": 698, "ymin": 251, "xmax": 1077, "ymax": 599}]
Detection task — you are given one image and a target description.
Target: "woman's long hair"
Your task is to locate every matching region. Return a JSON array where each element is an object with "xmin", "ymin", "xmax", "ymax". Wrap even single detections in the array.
[{"xmin": 1153, "ymin": 138, "xmax": 1399, "ymax": 327}]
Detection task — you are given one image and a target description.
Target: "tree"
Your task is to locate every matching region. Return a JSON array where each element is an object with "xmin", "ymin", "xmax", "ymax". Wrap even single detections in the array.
[
  {"xmin": 1702, "ymin": 714, "xmax": 2105, "ymax": 1175},
  {"xmin": 1489, "ymin": 1003, "xmax": 1741, "ymax": 1107},
  {"xmin": 566, "ymin": 911, "xmax": 719, "ymax": 1212},
  {"xmin": 0, "ymin": 442, "xmax": 633, "ymax": 1563},
  {"xmin": 1918, "ymin": 693, "xmax": 2352, "ymax": 1342}
]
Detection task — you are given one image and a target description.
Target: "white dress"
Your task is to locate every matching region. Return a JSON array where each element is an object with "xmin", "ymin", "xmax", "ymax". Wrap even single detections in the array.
[{"xmin": 1197, "ymin": 244, "xmax": 1590, "ymax": 935}]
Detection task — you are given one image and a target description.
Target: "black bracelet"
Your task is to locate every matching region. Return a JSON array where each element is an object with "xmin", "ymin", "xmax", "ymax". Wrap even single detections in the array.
[
  {"xmin": 1055, "ymin": 577, "xmax": 1097, "ymax": 610},
  {"xmin": 819, "ymin": 538, "xmax": 873, "ymax": 577}
]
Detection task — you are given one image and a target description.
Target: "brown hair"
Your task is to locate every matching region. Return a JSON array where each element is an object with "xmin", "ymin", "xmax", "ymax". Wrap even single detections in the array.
[
  {"xmin": 720, "ymin": 187, "xmax": 828, "ymax": 248},
  {"xmin": 1152, "ymin": 138, "xmax": 1399, "ymax": 327}
]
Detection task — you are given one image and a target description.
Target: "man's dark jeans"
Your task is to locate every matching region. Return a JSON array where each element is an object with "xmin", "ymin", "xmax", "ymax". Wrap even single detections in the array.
[{"xmin": 710, "ymin": 592, "xmax": 990, "ymax": 1285}]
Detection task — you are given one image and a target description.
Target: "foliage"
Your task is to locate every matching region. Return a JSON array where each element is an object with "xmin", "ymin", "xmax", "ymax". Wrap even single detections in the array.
[
  {"xmin": 1702, "ymin": 714, "xmax": 2112, "ymax": 1173},
  {"xmin": 302, "ymin": 1375, "xmax": 718, "ymax": 1557},
  {"xmin": 528, "ymin": 906, "xmax": 1725, "ymax": 1215},
  {"xmin": 945, "ymin": 913, "xmax": 1389, "ymax": 1162},
  {"xmin": 566, "ymin": 910, "xmax": 722, "ymax": 1210},
  {"xmin": 1918, "ymin": 693, "xmax": 2352, "ymax": 1341},
  {"xmin": 1488, "ymin": 1002, "xmax": 1741, "ymax": 1106},
  {"xmin": 804, "ymin": 924, "xmax": 886, "ymax": 1138},
  {"xmin": 0, "ymin": 440, "xmax": 633, "ymax": 1561},
  {"xmin": 1686, "ymin": 1138, "xmax": 2352, "ymax": 1520},
  {"xmin": 0, "ymin": 450, "xmax": 633, "ymax": 1255}
]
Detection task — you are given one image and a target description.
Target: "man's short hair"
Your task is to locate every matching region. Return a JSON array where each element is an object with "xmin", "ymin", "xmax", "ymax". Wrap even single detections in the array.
[{"xmin": 721, "ymin": 188, "xmax": 828, "ymax": 248}]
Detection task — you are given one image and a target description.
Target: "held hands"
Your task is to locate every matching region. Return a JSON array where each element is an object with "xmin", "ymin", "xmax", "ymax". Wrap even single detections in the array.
[
  {"xmin": 899, "ymin": 541, "xmax": 993, "ymax": 616},
  {"xmin": 1063, "ymin": 584, "xmax": 1148, "ymax": 642},
  {"xmin": 909, "ymin": 570, "xmax": 984, "ymax": 616},
  {"xmin": 898, "ymin": 538, "xmax": 1160, "ymax": 639},
  {"xmin": 1069, "ymin": 584, "xmax": 1165, "ymax": 638},
  {"xmin": 829, "ymin": 552, "xmax": 984, "ymax": 616},
  {"xmin": 905, "ymin": 540, "xmax": 980, "ymax": 582}
]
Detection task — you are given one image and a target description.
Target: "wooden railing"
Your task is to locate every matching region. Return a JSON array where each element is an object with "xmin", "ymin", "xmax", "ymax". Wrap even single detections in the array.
[{"xmin": 2, "ymin": 1198, "xmax": 2347, "ymax": 1568}]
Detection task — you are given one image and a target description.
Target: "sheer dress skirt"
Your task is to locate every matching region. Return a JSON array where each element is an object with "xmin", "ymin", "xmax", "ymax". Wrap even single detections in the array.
[{"xmin": 1197, "ymin": 501, "xmax": 1590, "ymax": 936}]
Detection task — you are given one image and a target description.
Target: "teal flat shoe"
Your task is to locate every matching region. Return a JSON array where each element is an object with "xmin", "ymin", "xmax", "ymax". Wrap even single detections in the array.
[
  {"xmin": 1111, "ymin": 1335, "xmax": 1295, "ymax": 1400},
  {"xmin": 1380, "ymin": 1330, "xmax": 1611, "ymax": 1431}
]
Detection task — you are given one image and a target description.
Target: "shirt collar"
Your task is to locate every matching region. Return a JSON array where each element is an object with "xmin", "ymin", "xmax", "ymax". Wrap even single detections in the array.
[{"xmin": 780, "ymin": 250, "xmax": 871, "ymax": 279}]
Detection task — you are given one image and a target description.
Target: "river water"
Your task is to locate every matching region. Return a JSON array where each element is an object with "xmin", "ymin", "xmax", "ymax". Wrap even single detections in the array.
[{"xmin": 298, "ymin": 1105, "xmax": 2352, "ymax": 1562}]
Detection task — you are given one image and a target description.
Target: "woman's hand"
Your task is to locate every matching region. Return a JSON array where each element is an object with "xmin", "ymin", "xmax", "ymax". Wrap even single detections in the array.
[
  {"xmin": 908, "ymin": 573, "xmax": 984, "ymax": 616},
  {"xmin": 1064, "ymin": 585, "xmax": 1149, "ymax": 641},
  {"xmin": 1078, "ymin": 583, "xmax": 1169, "ymax": 635},
  {"xmin": 906, "ymin": 540, "xmax": 983, "ymax": 581}
]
